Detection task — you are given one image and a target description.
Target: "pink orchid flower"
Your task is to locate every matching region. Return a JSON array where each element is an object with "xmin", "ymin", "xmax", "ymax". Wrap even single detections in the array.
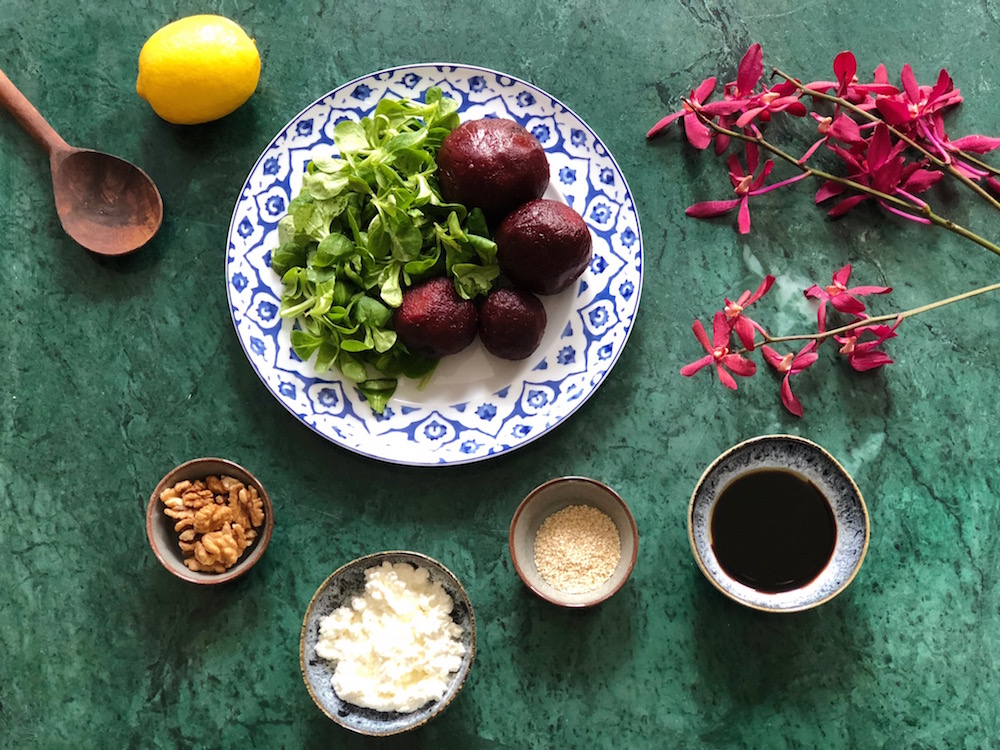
[
  {"xmin": 685, "ymin": 142, "xmax": 775, "ymax": 234},
  {"xmin": 918, "ymin": 114, "xmax": 1000, "ymax": 178},
  {"xmin": 876, "ymin": 66, "xmax": 962, "ymax": 135},
  {"xmin": 711, "ymin": 43, "xmax": 766, "ymax": 153},
  {"xmin": 814, "ymin": 113, "xmax": 864, "ymax": 144},
  {"xmin": 734, "ymin": 80, "xmax": 807, "ymax": 130},
  {"xmin": 680, "ymin": 311, "xmax": 757, "ymax": 389},
  {"xmin": 835, "ymin": 321, "xmax": 900, "ymax": 372},
  {"xmin": 803, "ymin": 52, "xmax": 898, "ymax": 109},
  {"xmin": 646, "ymin": 74, "xmax": 749, "ymax": 149},
  {"xmin": 942, "ymin": 131, "xmax": 1000, "ymax": 157},
  {"xmin": 804, "ymin": 264, "xmax": 892, "ymax": 331},
  {"xmin": 800, "ymin": 112, "xmax": 865, "ymax": 163},
  {"xmin": 816, "ymin": 123, "xmax": 944, "ymax": 219},
  {"xmin": 724, "ymin": 274, "xmax": 775, "ymax": 349},
  {"xmin": 760, "ymin": 341, "xmax": 819, "ymax": 417},
  {"xmin": 646, "ymin": 76, "xmax": 717, "ymax": 146}
]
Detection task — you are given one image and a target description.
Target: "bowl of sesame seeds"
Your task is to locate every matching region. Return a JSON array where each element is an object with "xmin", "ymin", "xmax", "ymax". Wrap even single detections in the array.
[{"xmin": 508, "ymin": 476, "xmax": 638, "ymax": 607}]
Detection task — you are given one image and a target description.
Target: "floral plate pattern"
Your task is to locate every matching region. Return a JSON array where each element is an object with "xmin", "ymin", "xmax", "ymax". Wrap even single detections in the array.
[{"xmin": 226, "ymin": 64, "xmax": 643, "ymax": 466}]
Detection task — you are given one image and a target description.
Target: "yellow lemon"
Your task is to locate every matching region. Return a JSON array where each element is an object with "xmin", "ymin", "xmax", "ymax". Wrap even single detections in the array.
[{"xmin": 136, "ymin": 15, "xmax": 260, "ymax": 125}]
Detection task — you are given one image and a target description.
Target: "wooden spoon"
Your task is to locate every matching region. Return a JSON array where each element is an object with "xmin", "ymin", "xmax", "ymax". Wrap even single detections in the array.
[{"xmin": 0, "ymin": 68, "xmax": 163, "ymax": 256}]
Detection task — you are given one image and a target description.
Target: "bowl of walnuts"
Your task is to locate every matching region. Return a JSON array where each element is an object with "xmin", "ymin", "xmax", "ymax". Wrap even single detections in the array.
[{"xmin": 146, "ymin": 457, "xmax": 274, "ymax": 584}]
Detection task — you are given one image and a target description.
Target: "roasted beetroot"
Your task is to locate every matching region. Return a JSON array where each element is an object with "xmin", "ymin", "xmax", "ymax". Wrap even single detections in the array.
[
  {"xmin": 437, "ymin": 118, "xmax": 550, "ymax": 221},
  {"xmin": 394, "ymin": 277, "xmax": 478, "ymax": 358},
  {"xmin": 496, "ymin": 199, "xmax": 592, "ymax": 295},
  {"xmin": 478, "ymin": 287, "xmax": 547, "ymax": 360}
]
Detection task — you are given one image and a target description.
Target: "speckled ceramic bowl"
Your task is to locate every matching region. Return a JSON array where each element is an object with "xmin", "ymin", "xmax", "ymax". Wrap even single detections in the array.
[
  {"xmin": 146, "ymin": 457, "xmax": 274, "ymax": 585},
  {"xmin": 689, "ymin": 435, "xmax": 869, "ymax": 613},
  {"xmin": 509, "ymin": 476, "xmax": 639, "ymax": 608},
  {"xmin": 300, "ymin": 551, "xmax": 476, "ymax": 736}
]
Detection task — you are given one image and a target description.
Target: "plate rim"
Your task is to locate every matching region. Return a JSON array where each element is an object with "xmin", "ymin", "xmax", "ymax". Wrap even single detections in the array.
[{"xmin": 226, "ymin": 61, "xmax": 644, "ymax": 467}]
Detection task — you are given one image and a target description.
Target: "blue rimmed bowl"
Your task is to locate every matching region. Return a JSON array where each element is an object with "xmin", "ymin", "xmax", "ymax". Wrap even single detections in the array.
[{"xmin": 299, "ymin": 551, "xmax": 476, "ymax": 735}]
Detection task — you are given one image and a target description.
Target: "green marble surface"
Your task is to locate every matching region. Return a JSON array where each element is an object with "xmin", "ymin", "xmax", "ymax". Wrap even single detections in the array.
[{"xmin": 2, "ymin": 1, "xmax": 999, "ymax": 747}]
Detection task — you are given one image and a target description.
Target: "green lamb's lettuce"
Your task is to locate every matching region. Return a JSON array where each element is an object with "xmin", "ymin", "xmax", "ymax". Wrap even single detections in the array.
[{"xmin": 270, "ymin": 88, "xmax": 498, "ymax": 413}]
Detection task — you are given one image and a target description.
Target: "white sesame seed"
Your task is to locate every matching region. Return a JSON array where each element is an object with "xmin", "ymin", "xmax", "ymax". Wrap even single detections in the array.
[{"xmin": 533, "ymin": 504, "xmax": 621, "ymax": 594}]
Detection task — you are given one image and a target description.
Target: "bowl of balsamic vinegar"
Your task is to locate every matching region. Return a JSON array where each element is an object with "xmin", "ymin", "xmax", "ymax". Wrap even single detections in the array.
[{"xmin": 688, "ymin": 435, "xmax": 869, "ymax": 613}]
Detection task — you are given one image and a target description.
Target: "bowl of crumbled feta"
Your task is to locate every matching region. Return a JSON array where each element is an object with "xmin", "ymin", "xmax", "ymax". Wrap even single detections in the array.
[{"xmin": 299, "ymin": 551, "xmax": 476, "ymax": 735}]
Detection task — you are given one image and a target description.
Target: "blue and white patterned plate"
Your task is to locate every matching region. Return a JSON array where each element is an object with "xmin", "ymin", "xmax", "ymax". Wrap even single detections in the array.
[{"xmin": 226, "ymin": 64, "xmax": 643, "ymax": 466}]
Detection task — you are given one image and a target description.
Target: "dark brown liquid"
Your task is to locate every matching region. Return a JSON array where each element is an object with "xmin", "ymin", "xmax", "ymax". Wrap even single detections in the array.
[{"xmin": 710, "ymin": 469, "xmax": 837, "ymax": 593}]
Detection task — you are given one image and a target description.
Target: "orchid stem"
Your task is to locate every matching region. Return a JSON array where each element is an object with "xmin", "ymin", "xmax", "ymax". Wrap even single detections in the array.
[
  {"xmin": 774, "ymin": 67, "xmax": 1000, "ymax": 213},
  {"xmin": 758, "ymin": 281, "xmax": 1000, "ymax": 346},
  {"xmin": 686, "ymin": 102, "xmax": 1000, "ymax": 258}
]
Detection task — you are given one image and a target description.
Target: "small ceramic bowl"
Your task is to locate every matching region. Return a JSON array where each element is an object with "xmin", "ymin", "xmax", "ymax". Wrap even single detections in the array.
[
  {"xmin": 509, "ymin": 476, "xmax": 639, "ymax": 607},
  {"xmin": 300, "ymin": 551, "xmax": 476, "ymax": 736},
  {"xmin": 689, "ymin": 435, "xmax": 869, "ymax": 613},
  {"xmin": 146, "ymin": 457, "xmax": 274, "ymax": 585}
]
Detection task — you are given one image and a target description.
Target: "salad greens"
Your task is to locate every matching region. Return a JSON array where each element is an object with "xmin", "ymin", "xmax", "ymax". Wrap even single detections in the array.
[{"xmin": 270, "ymin": 88, "xmax": 499, "ymax": 414}]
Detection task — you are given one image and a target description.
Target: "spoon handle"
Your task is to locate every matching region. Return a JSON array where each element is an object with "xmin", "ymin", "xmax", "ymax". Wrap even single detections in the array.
[{"xmin": 0, "ymin": 68, "xmax": 70, "ymax": 157}]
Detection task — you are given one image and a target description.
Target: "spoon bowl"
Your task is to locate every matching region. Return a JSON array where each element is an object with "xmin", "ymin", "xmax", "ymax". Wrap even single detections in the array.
[
  {"xmin": 0, "ymin": 68, "xmax": 162, "ymax": 256},
  {"xmin": 51, "ymin": 148, "xmax": 163, "ymax": 255}
]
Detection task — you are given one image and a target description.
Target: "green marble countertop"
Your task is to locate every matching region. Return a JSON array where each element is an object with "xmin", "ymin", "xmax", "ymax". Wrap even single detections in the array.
[{"xmin": 2, "ymin": 1, "xmax": 998, "ymax": 747}]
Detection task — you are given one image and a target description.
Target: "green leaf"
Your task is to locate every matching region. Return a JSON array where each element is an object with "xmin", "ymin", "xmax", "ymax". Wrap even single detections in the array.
[
  {"xmin": 467, "ymin": 233, "xmax": 498, "ymax": 264},
  {"xmin": 360, "ymin": 380, "xmax": 396, "ymax": 413},
  {"xmin": 403, "ymin": 243, "xmax": 441, "ymax": 277},
  {"xmin": 355, "ymin": 294, "xmax": 393, "ymax": 327},
  {"xmin": 333, "ymin": 279, "xmax": 353, "ymax": 307},
  {"xmin": 391, "ymin": 148, "xmax": 434, "ymax": 177},
  {"xmin": 453, "ymin": 262, "xmax": 501, "ymax": 299},
  {"xmin": 378, "ymin": 262, "xmax": 403, "ymax": 308},
  {"xmin": 317, "ymin": 193, "xmax": 350, "ymax": 222},
  {"xmin": 290, "ymin": 328, "xmax": 325, "ymax": 361},
  {"xmin": 373, "ymin": 328, "xmax": 397, "ymax": 353},
  {"xmin": 315, "ymin": 341, "xmax": 340, "ymax": 373},
  {"xmin": 292, "ymin": 199, "xmax": 317, "ymax": 232},
  {"xmin": 366, "ymin": 215, "xmax": 390, "ymax": 259},
  {"xmin": 271, "ymin": 242, "xmax": 308, "ymax": 276},
  {"xmin": 303, "ymin": 170, "xmax": 349, "ymax": 201},
  {"xmin": 314, "ymin": 233, "xmax": 355, "ymax": 267},
  {"xmin": 424, "ymin": 86, "xmax": 443, "ymax": 105},
  {"xmin": 465, "ymin": 207, "xmax": 490, "ymax": 237},
  {"xmin": 308, "ymin": 278, "xmax": 338, "ymax": 317},
  {"xmin": 384, "ymin": 129, "xmax": 427, "ymax": 154},
  {"xmin": 388, "ymin": 212, "xmax": 423, "ymax": 261},
  {"xmin": 338, "ymin": 352, "xmax": 368, "ymax": 382},
  {"xmin": 402, "ymin": 355, "xmax": 439, "ymax": 381},
  {"xmin": 277, "ymin": 214, "xmax": 297, "ymax": 245},
  {"xmin": 333, "ymin": 120, "xmax": 371, "ymax": 153},
  {"xmin": 311, "ymin": 155, "xmax": 349, "ymax": 174},
  {"xmin": 357, "ymin": 379, "xmax": 396, "ymax": 415},
  {"xmin": 340, "ymin": 337, "xmax": 372, "ymax": 353}
]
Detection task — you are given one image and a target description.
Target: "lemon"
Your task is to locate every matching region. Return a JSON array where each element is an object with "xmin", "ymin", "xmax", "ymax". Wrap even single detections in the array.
[{"xmin": 136, "ymin": 15, "xmax": 260, "ymax": 125}]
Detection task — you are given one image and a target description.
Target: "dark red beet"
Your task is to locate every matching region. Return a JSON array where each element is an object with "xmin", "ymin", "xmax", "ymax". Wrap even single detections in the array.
[
  {"xmin": 437, "ymin": 118, "xmax": 549, "ymax": 221},
  {"xmin": 478, "ymin": 288, "xmax": 547, "ymax": 360},
  {"xmin": 495, "ymin": 199, "xmax": 592, "ymax": 295},
  {"xmin": 394, "ymin": 277, "xmax": 478, "ymax": 358}
]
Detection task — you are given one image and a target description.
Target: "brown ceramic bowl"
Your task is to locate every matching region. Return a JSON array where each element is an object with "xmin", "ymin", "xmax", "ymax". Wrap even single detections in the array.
[
  {"xmin": 509, "ymin": 476, "xmax": 638, "ymax": 607},
  {"xmin": 146, "ymin": 457, "xmax": 274, "ymax": 585}
]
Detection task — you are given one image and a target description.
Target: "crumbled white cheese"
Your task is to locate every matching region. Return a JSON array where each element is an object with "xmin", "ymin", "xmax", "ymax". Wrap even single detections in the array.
[{"xmin": 315, "ymin": 561, "xmax": 466, "ymax": 713}]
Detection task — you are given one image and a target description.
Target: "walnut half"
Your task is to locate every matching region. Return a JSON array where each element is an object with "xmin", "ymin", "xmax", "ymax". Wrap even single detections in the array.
[{"xmin": 160, "ymin": 474, "xmax": 265, "ymax": 574}]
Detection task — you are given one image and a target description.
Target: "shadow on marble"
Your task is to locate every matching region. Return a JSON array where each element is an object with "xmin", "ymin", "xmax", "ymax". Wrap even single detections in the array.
[
  {"xmin": 506, "ymin": 583, "xmax": 639, "ymax": 686},
  {"xmin": 688, "ymin": 567, "xmax": 873, "ymax": 739}
]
